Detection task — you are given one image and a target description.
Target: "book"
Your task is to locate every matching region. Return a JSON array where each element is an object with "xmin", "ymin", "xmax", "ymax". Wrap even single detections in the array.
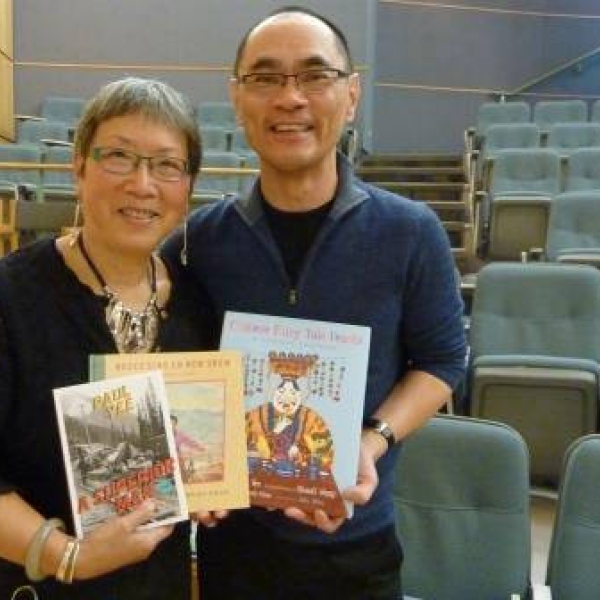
[
  {"xmin": 220, "ymin": 311, "xmax": 371, "ymax": 518},
  {"xmin": 89, "ymin": 351, "xmax": 249, "ymax": 512},
  {"xmin": 53, "ymin": 370, "xmax": 188, "ymax": 538}
]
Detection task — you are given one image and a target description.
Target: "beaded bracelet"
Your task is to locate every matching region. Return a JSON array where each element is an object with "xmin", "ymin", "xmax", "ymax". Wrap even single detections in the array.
[{"xmin": 24, "ymin": 518, "xmax": 65, "ymax": 582}]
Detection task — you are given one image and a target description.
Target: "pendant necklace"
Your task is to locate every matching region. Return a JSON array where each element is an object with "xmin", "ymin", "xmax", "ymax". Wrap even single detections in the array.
[{"xmin": 77, "ymin": 234, "xmax": 160, "ymax": 353}]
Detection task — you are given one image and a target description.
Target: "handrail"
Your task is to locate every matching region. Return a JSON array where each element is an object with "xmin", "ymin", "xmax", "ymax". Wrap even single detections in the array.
[
  {"xmin": 0, "ymin": 162, "xmax": 259, "ymax": 176},
  {"xmin": 504, "ymin": 44, "xmax": 600, "ymax": 99}
]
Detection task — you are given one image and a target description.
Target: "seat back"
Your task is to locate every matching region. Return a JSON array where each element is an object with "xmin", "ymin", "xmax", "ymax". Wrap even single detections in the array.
[
  {"xmin": 197, "ymin": 101, "xmax": 236, "ymax": 128},
  {"xmin": 469, "ymin": 263, "xmax": 600, "ymax": 485},
  {"xmin": 490, "ymin": 148, "xmax": 561, "ymax": 197},
  {"xmin": 0, "ymin": 144, "xmax": 43, "ymax": 189},
  {"xmin": 482, "ymin": 123, "xmax": 540, "ymax": 161},
  {"xmin": 533, "ymin": 100, "xmax": 588, "ymax": 130},
  {"xmin": 476, "ymin": 101, "xmax": 531, "ymax": 137},
  {"xmin": 564, "ymin": 148, "xmax": 600, "ymax": 191},
  {"xmin": 546, "ymin": 191, "xmax": 600, "ymax": 261},
  {"xmin": 546, "ymin": 123, "xmax": 600, "ymax": 156},
  {"xmin": 196, "ymin": 150, "xmax": 242, "ymax": 194},
  {"xmin": 17, "ymin": 119, "xmax": 70, "ymax": 147},
  {"xmin": 40, "ymin": 96, "xmax": 85, "ymax": 127},
  {"xmin": 546, "ymin": 435, "xmax": 600, "ymax": 600},
  {"xmin": 394, "ymin": 415, "xmax": 531, "ymax": 600},
  {"xmin": 41, "ymin": 145, "xmax": 75, "ymax": 195},
  {"xmin": 470, "ymin": 262, "xmax": 600, "ymax": 361},
  {"xmin": 200, "ymin": 124, "xmax": 230, "ymax": 152}
]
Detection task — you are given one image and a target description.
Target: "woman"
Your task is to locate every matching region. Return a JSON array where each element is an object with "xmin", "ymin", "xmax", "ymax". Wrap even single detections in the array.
[{"xmin": 0, "ymin": 78, "xmax": 213, "ymax": 598}]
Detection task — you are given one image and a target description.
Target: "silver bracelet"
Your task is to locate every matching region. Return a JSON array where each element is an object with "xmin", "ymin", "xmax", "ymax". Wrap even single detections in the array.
[{"xmin": 24, "ymin": 518, "xmax": 65, "ymax": 582}]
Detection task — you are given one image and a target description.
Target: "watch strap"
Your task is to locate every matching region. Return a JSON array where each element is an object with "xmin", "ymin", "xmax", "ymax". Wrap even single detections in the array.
[{"xmin": 363, "ymin": 417, "xmax": 396, "ymax": 450}]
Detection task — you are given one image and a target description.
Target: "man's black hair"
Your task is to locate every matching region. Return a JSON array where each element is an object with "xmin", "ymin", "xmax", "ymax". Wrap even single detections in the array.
[{"xmin": 233, "ymin": 6, "xmax": 353, "ymax": 76}]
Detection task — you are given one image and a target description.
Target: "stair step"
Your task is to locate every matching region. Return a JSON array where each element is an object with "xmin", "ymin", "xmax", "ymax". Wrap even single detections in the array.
[
  {"xmin": 361, "ymin": 153, "xmax": 463, "ymax": 167},
  {"xmin": 377, "ymin": 181, "xmax": 467, "ymax": 191}
]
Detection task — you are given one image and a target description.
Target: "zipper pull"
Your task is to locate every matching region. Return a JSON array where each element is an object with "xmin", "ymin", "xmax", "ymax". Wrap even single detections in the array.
[{"xmin": 288, "ymin": 288, "xmax": 298, "ymax": 305}]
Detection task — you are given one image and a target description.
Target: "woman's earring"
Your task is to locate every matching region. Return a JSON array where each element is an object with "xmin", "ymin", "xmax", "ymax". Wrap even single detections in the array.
[
  {"xmin": 180, "ymin": 218, "xmax": 188, "ymax": 266},
  {"xmin": 68, "ymin": 203, "xmax": 82, "ymax": 247}
]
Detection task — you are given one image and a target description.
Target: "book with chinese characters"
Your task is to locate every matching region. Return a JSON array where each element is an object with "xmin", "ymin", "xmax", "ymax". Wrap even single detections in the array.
[
  {"xmin": 220, "ymin": 311, "xmax": 371, "ymax": 518},
  {"xmin": 89, "ymin": 351, "xmax": 249, "ymax": 512},
  {"xmin": 53, "ymin": 371, "xmax": 187, "ymax": 537}
]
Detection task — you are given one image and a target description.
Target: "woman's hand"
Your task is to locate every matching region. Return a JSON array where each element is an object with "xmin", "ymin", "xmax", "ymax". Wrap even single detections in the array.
[{"xmin": 74, "ymin": 500, "xmax": 175, "ymax": 580}]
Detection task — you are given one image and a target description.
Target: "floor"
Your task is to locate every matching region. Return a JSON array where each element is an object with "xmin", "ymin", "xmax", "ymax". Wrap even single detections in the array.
[{"xmin": 531, "ymin": 494, "xmax": 557, "ymax": 585}]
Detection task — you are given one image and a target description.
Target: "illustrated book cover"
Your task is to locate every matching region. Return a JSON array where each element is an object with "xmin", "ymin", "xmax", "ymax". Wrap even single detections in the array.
[
  {"xmin": 53, "ymin": 370, "xmax": 187, "ymax": 538},
  {"xmin": 89, "ymin": 351, "xmax": 249, "ymax": 512},
  {"xmin": 220, "ymin": 311, "xmax": 371, "ymax": 518}
]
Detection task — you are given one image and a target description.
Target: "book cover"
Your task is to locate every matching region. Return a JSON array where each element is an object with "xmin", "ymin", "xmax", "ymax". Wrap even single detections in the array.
[
  {"xmin": 89, "ymin": 351, "xmax": 249, "ymax": 512},
  {"xmin": 53, "ymin": 370, "xmax": 188, "ymax": 538},
  {"xmin": 220, "ymin": 311, "xmax": 371, "ymax": 518}
]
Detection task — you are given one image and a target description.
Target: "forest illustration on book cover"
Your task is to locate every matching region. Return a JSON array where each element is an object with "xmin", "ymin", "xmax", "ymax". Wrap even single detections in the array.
[
  {"xmin": 53, "ymin": 371, "xmax": 187, "ymax": 537},
  {"xmin": 220, "ymin": 312, "xmax": 371, "ymax": 518}
]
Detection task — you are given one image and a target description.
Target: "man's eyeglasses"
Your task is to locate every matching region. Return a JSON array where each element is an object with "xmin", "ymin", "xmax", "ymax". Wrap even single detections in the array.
[
  {"xmin": 91, "ymin": 147, "xmax": 189, "ymax": 182},
  {"xmin": 237, "ymin": 68, "xmax": 350, "ymax": 94}
]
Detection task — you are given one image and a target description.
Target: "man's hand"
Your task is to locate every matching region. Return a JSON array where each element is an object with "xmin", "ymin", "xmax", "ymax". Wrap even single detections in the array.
[{"xmin": 283, "ymin": 431, "xmax": 383, "ymax": 533}]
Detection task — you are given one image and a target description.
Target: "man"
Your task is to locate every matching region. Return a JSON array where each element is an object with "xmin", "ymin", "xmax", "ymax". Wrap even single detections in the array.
[{"xmin": 164, "ymin": 6, "xmax": 466, "ymax": 599}]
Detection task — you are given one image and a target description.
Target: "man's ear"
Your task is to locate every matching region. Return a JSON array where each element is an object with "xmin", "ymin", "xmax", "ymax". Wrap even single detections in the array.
[
  {"xmin": 229, "ymin": 78, "xmax": 243, "ymax": 126},
  {"xmin": 345, "ymin": 72, "xmax": 361, "ymax": 123}
]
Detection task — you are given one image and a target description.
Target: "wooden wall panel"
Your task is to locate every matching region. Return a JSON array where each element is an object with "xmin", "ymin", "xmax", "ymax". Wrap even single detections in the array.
[{"xmin": 0, "ymin": 0, "xmax": 13, "ymax": 142}]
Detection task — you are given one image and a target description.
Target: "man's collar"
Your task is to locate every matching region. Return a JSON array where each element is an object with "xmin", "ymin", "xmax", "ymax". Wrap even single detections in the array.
[{"xmin": 237, "ymin": 153, "xmax": 368, "ymax": 224}]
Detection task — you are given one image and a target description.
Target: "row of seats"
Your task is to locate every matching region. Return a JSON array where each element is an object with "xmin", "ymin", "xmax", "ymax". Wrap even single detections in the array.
[
  {"xmin": 0, "ymin": 143, "xmax": 259, "ymax": 202},
  {"xmin": 469, "ymin": 99, "xmax": 596, "ymax": 141},
  {"xmin": 476, "ymin": 147, "xmax": 600, "ymax": 260},
  {"xmin": 396, "ymin": 414, "xmax": 600, "ymax": 600}
]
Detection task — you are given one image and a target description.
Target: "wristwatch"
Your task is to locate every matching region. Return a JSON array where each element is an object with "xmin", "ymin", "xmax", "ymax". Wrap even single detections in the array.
[{"xmin": 363, "ymin": 417, "xmax": 396, "ymax": 450}]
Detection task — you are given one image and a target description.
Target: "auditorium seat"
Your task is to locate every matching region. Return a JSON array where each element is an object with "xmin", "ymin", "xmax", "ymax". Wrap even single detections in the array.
[
  {"xmin": 199, "ymin": 124, "xmax": 230, "ymax": 152},
  {"xmin": 469, "ymin": 262, "xmax": 600, "ymax": 487},
  {"xmin": 545, "ymin": 435, "xmax": 600, "ymax": 600},
  {"xmin": 546, "ymin": 123, "xmax": 600, "ymax": 158},
  {"xmin": 194, "ymin": 150, "xmax": 242, "ymax": 196},
  {"xmin": 465, "ymin": 101, "xmax": 530, "ymax": 154},
  {"xmin": 545, "ymin": 191, "xmax": 600, "ymax": 267},
  {"xmin": 394, "ymin": 415, "xmax": 532, "ymax": 600},
  {"xmin": 0, "ymin": 144, "xmax": 44, "ymax": 202},
  {"xmin": 478, "ymin": 123, "xmax": 540, "ymax": 189},
  {"xmin": 40, "ymin": 96, "xmax": 85, "ymax": 131},
  {"xmin": 564, "ymin": 148, "xmax": 600, "ymax": 192},
  {"xmin": 533, "ymin": 100, "xmax": 588, "ymax": 134},
  {"xmin": 17, "ymin": 119, "xmax": 71, "ymax": 148},
  {"xmin": 480, "ymin": 148, "xmax": 561, "ymax": 260},
  {"xmin": 41, "ymin": 145, "xmax": 76, "ymax": 201},
  {"xmin": 197, "ymin": 101, "xmax": 236, "ymax": 128}
]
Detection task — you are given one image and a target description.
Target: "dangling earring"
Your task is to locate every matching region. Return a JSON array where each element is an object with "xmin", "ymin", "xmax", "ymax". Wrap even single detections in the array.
[
  {"xmin": 180, "ymin": 218, "xmax": 188, "ymax": 266},
  {"xmin": 69, "ymin": 203, "xmax": 82, "ymax": 247}
]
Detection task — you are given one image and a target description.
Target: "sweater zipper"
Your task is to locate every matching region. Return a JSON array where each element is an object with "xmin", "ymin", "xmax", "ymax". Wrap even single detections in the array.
[{"xmin": 288, "ymin": 288, "xmax": 298, "ymax": 305}]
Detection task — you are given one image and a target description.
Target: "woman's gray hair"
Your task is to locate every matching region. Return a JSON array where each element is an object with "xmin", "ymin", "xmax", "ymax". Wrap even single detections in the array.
[{"xmin": 74, "ymin": 77, "xmax": 202, "ymax": 180}]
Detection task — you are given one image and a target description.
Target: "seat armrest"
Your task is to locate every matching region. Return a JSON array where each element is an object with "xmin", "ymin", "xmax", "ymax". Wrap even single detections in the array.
[
  {"xmin": 531, "ymin": 584, "xmax": 552, "ymax": 599},
  {"xmin": 557, "ymin": 251, "xmax": 600, "ymax": 269},
  {"xmin": 473, "ymin": 355, "xmax": 600, "ymax": 376},
  {"xmin": 15, "ymin": 114, "xmax": 46, "ymax": 122},
  {"xmin": 41, "ymin": 138, "xmax": 74, "ymax": 148}
]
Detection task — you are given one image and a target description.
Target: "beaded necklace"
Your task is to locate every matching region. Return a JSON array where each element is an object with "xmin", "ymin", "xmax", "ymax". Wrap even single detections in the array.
[{"xmin": 77, "ymin": 234, "xmax": 159, "ymax": 353}]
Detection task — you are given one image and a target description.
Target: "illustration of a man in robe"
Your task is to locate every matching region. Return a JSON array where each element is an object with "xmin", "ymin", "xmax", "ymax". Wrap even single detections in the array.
[{"xmin": 246, "ymin": 352, "xmax": 334, "ymax": 478}]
